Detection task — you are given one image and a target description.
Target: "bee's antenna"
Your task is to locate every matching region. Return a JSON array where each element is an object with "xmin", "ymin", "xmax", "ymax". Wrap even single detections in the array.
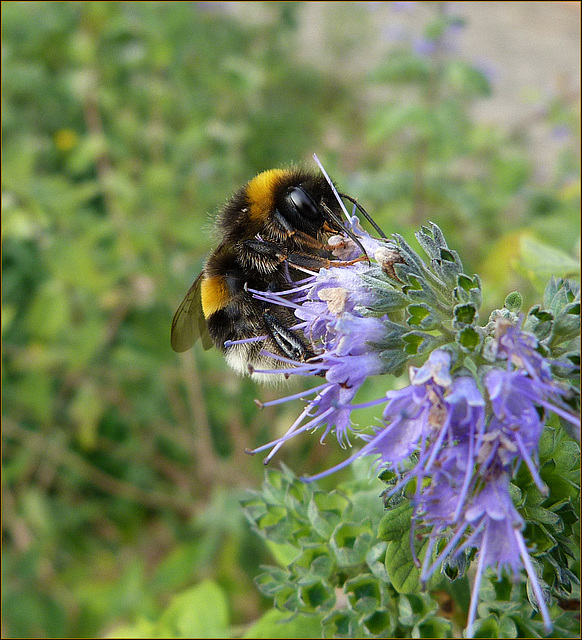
[
  {"xmin": 338, "ymin": 192, "xmax": 387, "ymax": 239},
  {"xmin": 313, "ymin": 153, "xmax": 352, "ymax": 224},
  {"xmin": 313, "ymin": 153, "xmax": 386, "ymax": 239}
]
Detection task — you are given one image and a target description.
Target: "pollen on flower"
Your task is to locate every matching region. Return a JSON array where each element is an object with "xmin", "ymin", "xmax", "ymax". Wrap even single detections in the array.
[
  {"xmin": 317, "ymin": 286, "xmax": 349, "ymax": 315},
  {"xmin": 427, "ymin": 396, "xmax": 447, "ymax": 428},
  {"xmin": 328, "ymin": 234, "xmax": 359, "ymax": 260},
  {"xmin": 494, "ymin": 316, "xmax": 514, "ymax": 338}
]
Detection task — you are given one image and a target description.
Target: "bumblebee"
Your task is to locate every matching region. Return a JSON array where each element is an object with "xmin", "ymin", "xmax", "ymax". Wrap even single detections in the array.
[{"xmin": 171, "ymin": 168, "xmax": 384, "ymax": 382}]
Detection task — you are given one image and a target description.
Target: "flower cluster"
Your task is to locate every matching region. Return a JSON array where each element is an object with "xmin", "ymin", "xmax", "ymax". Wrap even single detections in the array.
[{"xmin": 245, "ymin": 203, "xmax": 580, "ymax": 634}]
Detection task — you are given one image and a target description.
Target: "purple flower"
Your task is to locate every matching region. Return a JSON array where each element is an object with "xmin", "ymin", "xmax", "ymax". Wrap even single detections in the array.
[
  {"xmin": 419, "ymin": 441, "xmax": 473, "ymax": 527},
  {"xmin": 370, "ymin": 362, "xmax": 484, "ymax": 516},
  {"xmin": 397, "ymin": 370, "xmax": 554, "ymax": 634},
  {"xmin": 482, "ymin": 324, "xmax": 580, "ymax": 489},
  {"xmin": 293, "ymin": 342, "xmax": 559, "ymax": 633},
  {"xmin": 246, "ymin": 288, "xmax": 388, "ymax": 461},
  {"xmin": 411, "ymin": 348, "xmax": 453, "ymax": 388},
  {"xmin": 483, "ymin": 370, "xmax": 545, "ymax": 477},
  {"xmin": 309, "ymin": 262, "xmax": 380, "ymax": 310},
  {"xmin": 461, "ymin": 473, "xmax": 552, "ymax": 636},
  {"xmin": 492, "ymin": 322, "xmax": 552, "ymax": 381},
  {"xmin": 305, "ymin": 349, "xmax": 456, "ymax": 482}
]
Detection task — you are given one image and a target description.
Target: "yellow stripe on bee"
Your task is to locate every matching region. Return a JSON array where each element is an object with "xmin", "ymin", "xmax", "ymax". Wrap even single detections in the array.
[
  {"xmin": 200, "ymin": 276, "xmax": 229, "ymax": 317},
  {"xmin": 246, "ymin": 169, "xmax": 289, "ymax": 222}
]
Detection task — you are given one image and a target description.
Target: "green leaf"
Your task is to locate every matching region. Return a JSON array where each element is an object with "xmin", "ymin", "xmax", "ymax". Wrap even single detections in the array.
[
  {"xmin": 397, "ymin": 592, "xmax": 438, "ymax": 626},
  {"xmin": 362, "ymin": 610, "xmax": 394, "ymax": 636},
  {"xmin": 407, "ymin": 303, "xmax": 441, "ymax": 330},
  {"xmin": 243, "ymin": 610, "xmax": 324, "ymax": 638},
  {"xmin": 518, "ymin": 236, "xmax": 580, "ymax": 280},
  {"xmin": 446, "ymin": 576, "xmax": 471, "ymax": 614},
  {"xmin": 379, "ymin": 346, "xmax": 409, "ymax": 375},
  {"xmin": 524, "ymin": 506, "xmax": 562, "ymax": 528},
  {"xmin": 393, "ymin": 234, "xmax": 429, "ymax": 276},
  {"xmin": 290, "ymin": 546, "xmax": 334, "ymax": 583},
  {"xmin": 415, "ymin": 226, "xmax": 442, "ymax": 261},
  {"xmin": 457, "ymin": 274, "xmax": 475, "ymax": 293},
  {"xmin": 523, "ymin": 305, "xmax": 553, "ymax": 341},
  {"xmin": 453, "ymin": 302, "xmax": 478, "ymax": 327},
  {"xmin": 402, "ymin": 330, "xmax": 440, "ymax": 355},
  {"xmin": 550, "ymin": 307, "xmax": 581, "ymax": 348},
  {"xmin": 456, "ymin": 325, "xmax": 483, "ymax": 353},
  {"xmin": 254, "ymin": 567, "xmax": 293, "ymax": 599},
  {"xmin": 366, "ymin": 541, "xmax": 389, "ymax": 582},
  {"xmin": 499, "ymin": 613, "xmax": 518, "ymax": 637},
  {"xmin": 299, "ymin": 581, "xmax": 335, "ymax": 611},
  {"xmin": 361, "ymin": 287, "xmax": 409, "ymax": 313},
  {"xmin": 25, "ymin": 280, "xmax": 71, "ymax": 341},
  {"xmin": 372, "ymin": 318, "xmax": 408, "ymax": 349},
  {"xmin": 104, "ymin": 618, "xmax": 157, "ymax": 639},
  {"xmin": 322, "ymin": 610, "xmax": 359, "ymax": 639},
  {"xmin": 434, "ymin": 257, "xmax": 463, "ymax": 291},
  {"xmin": 330, "ymin": 522, "xmax": 373, "ymax": 567},
  {"xmin": 385, "ymin": 535, "xmax": 428, "ymax": 594},
  {"xmin": 156, "ymin": 580, "xmax": 229, "ymax": 638},
  {"xmin": 378, "ymin": 501, "xmax": 414, "ymax": 542},
  {"xmin": 471, "ymin": 614, "xmax": 500, "ymax": 638},
  {"xmin": 307, "ymin": 496, "xmax": 333, "ymax": 539},
  {"xmin": 416, "ymin": 616, "xmax": 453, "ymax": 638},
  {"xmin": 266, "ymin": 540, "xmax": 301, "ymax": 567},
  {"xmin": 504, "ymin": 291, "xmax": 523, "ymax": 313},
  {"xmin": 313, "ymin": 490, "xmax": 351, "ymax": 522},
  {"xmin": 543, "ymin": 277, "xmax": 579, "ymax": 312},
  {"xmin": 344, "ymin": 574, "xmax": 384, "ymax": 613}
]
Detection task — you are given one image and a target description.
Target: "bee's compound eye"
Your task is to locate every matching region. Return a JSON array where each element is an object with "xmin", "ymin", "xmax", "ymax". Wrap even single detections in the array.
[{"xmin": 288, "ymin": 187, "xmax": 319, "ymax": 219}]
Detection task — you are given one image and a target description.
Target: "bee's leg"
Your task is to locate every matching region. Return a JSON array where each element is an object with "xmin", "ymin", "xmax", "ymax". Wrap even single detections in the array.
[
  {"xmin": 241, "ymin": 238, "xmax": 367, "ymax": 272},
  {"xmin": 240, "ymin": 239, "xmax": 287, "ymax": 271},
  {"xmin": 287, "ymin": 229, "xmax": 327, "ymax": 251},
  {"xmin": 262, "ymin": 311, "xmax": 314, "ymax": 362},
  {"xmin": 285, "ymin": 253, "xmax": 368, "ymax": 271},
  {"xmin": 242, "ymin": 238, "xmax": 327, "ymax": 270},
  {"xmin": 262, "ymin": 311, "xmax": 325, "ymax": 376}
]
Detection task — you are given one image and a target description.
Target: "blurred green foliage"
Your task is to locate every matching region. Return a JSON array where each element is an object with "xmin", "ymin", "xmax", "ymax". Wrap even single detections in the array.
[{"xmin": 2, "ymin": 2, "xmax": 579, "ymax": 638}]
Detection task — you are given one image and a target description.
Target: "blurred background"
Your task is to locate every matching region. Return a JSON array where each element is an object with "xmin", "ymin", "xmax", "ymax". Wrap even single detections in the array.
[{"xmin": 2, "ymin": 2, "xmax": 580, "ymax": 637}]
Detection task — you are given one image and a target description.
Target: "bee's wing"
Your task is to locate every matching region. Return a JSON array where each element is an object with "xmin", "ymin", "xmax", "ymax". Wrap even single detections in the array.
[{"xmin": 171, "ymin": 273, "xmax": 213, "ymax": 352}]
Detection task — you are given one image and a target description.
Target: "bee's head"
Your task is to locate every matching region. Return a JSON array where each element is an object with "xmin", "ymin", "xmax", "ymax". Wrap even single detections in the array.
[{"xmin": 272, "ymin": 172, "xmax": 337, "ymax": 235}]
